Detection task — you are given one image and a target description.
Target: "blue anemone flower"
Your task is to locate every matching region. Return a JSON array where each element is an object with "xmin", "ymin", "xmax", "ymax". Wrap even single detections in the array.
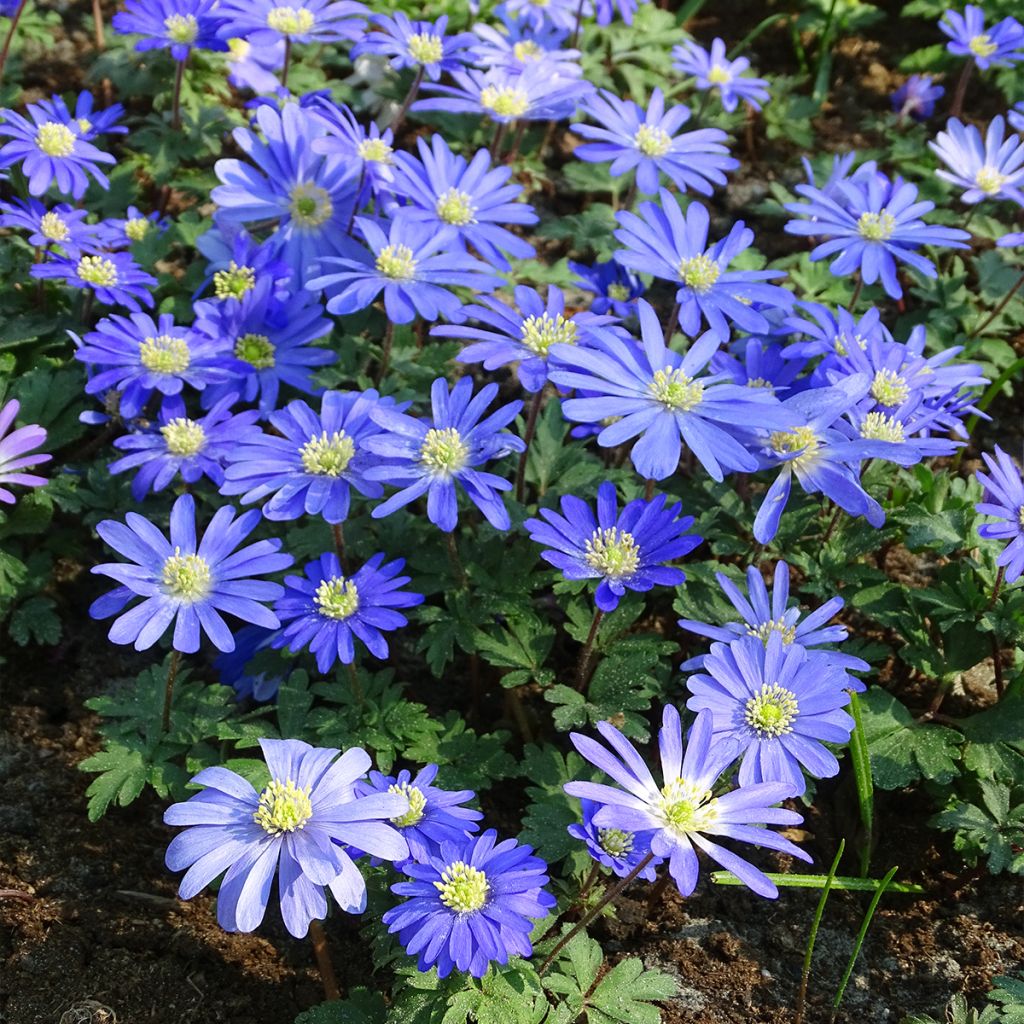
[
  {"xmin": 273, "ymin": 552, "xmax": 423, "ymax": 672},
  {"xmin": 310, "ymin": 99, "xmax": 396, "ymax": 200},
  {"xmin": 99, "ymin": 205, "xmax": 170, "ymax": 249},
  {"xmin": 215, "ymin": 624, "xmax": 287, "ymax": 702},
  {"xmin": 595, "ymin": 0, "xmax": 648, "ymax": 25},
  {"xmin": 0, "ymin": 199, "xmax": 99, "ymax": 253},
  {"xmin": 217, "ymin": 0, "xmax": 367, "ymax": 47},
  {"xmin": 469, "ymin": 19, "xmax": 582, "ymax": 78},
  {"xmin": 569, "ymin": 258, "xmax": 645, "ymax": 318},
  {"xmin": 892, "ymin": 75, "xmax": 944, "ymax": 121},
  {"xmin": 195, "ymin": 225, "xmax": 291, "ymax": 305},
  {"xmin": 226, "ymin": 35, "xmax": 284, "ymax": 93},
  {"xmin": 352, "ymin": 12, "xmax": 475, "ymax": 80},
  {"xmin": 930, "ymin": 116, "xmax": 1024, "ymax": 205},
  {"xmin": 782, "ymin": 302, "xmax": 892, "ymax": 362},
  {"xmin": 364, "ymin": 377, "xmax": 525, "ymax": 533},
  {"xmin": 524, "ymin": 480, "xmax": 701, "ymax": 612},
  {"xmin": 710, "ymin": 338, "xmax": 805, "ymax": 394},
  {"xmin": 939, "ymin": 5, "xmax": 1024, "ymax": 70},
  {"xmin": 90, "ymin": 493, "xmax": 292, "ymax": 653},
  {"xmin": 496, "ymin": 0, "xmax": 590, "ymax": 33},
  {"xmin": 671, "ymin": 38, "xmax": 770, "ymax": 112},
  {"xmin": 975, "ymin": 446, "xmax": 1024, "ymax": 583},
  {"xmin": 0, "ymin": 399, "xmax": 50, "ymax": 505},
  {"xmin": 113, "ymin": 0, "xmax": 227, "ymax": 58},
  {"xmin": 567, "ymin": 799, "xmax": 662, "ymax": 880}
]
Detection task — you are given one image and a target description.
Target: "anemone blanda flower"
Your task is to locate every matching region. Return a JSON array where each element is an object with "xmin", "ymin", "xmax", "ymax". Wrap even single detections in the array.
[
  {"xmin": 90, "ymin": 493, "xmax": 292, "ymax": 653},
  {"xmin": 548, "ymin": 299, "xmax": 796, "ymax": 482},
  {"xmin": 226, "ymin": 36, "xmax": 284, "ymax": 93},
  {"xmin": 435, "ymin": 284, "xmax": 616, "ymax": 393},
  {"xmin": 568, "ymin": 798, "xmax": 661, "ymax": 880},
  {"xmin": 272, "ymin": 552, "xmax": 423, "ymax": 672},
  {"xmin": 36, "ymin": 91, "xmax": 127, "ymax": 143},
  {"xmin": 352, "ymin": 12, "xmax": 475, "ymax": 80},
  {"xmin": 164, "ymin": 738, "xmax": 409, "ymax": 938},
  {"xmin": 892, "ymin": 75, "xmax": 944, "ymax": 121},
  {"xmin": 782, "ymin": 302, "xmax": 893, "ymax": 361},
  {"xmin": 99, "ymin": 205, "xmax": 169, "ymax": 249},
  {"xmin": 0, "ymin": 399, "xmax": 50, "ymax": 504},
  {"xmin": 0, "ymin": 101, "xmax": 115, "ymax": 198},
  {"xmin": 939, "ymin": 5, "xmax": 1024, "ymax": 70},
  {"xmin": 310, "ymin": 99, "xmax": 396, "ymax": 199},
  {"xmin": 0, "ymin": 199, "xmax": 99, "ymax": 253},
  {"xmin": 671, "ymin": 38, "xmax": 770, "ymax": 112},
  {"xmin": 975, "ymin": 445, "xmax": 1024, "ymax": 583},
  {"xmin": 469, "ymin": 19, "xmax": 582, "ymax": 78},
  {"xmin": 929, "ymin": 116, "xmax": 1024, "ymax": 206},
  {"xmin": 389, "ymin": 134, "xmax": 537, "ymax": 270},
  {"xmin": 220, "ymin": 390, "xmax": 396, "ymax": 523},
  {"xmin": 113, "ymin": 0, "xmax": 228, "ymax": 58},
  {"xmin": 565, "ymin": 706, "xmax": 811, "ymax": 898},
  {"xmin": 615, "ymin": 190, "xmax": 792, "ymax": 340},
  {"xmin": 214, "ymin": 624, "xmax": 287, "ymax": 702},
  {"xmin": 569, "ymin": 258, "xmax": 645, "ymax": 318},
  {"xmin": 595, "ymin": 0, "xmax": 648, "ymax": 25},
  {"xmin": 196, "ymin": 226, "xmax": 291, "ymax": 305},
  {"xmin": 784, "ymin": 172, "xmax": 971, "ymax": 299},
  {"xmin": 364, "ymin": 377, "xmax": 524, "ymax": 533},
  {"xmin": 356, "ymin": 764, "xmax": 482, "ymax": 863},
  {"xmin": 495, "ymin": 0, "xmax": 590, "ymax": 33},
  {"xmin": 32, "ymin": 251, "xmax": 157, "ymax": 311},
  {"xmin": 686, "ymin": 633, "xmax": 854, "ymax": 795},
  {"xmin": 574, "ymin": 88, "xmax": 737, "ymax": 197},
  {"xmin": 525, "ymin": 481, "xmax": 701, "ymax": 611},
  {"xmin": 217, "ymin": 0, "xmax": 367, "ymax": 47},
  {"xmin": 710, "ymin": 338, "xmax": 805, "ymax": 394},
  {"xmin": 308, "ymin": 214, "xmax": 503, "ymax": 324},
  {"xmin": 382, "ymin": 829, "xmax": 556, "ymax": 979},
  {"xmin": 108, "ymin": 394, "xmax": 262, "ymax": 501}
]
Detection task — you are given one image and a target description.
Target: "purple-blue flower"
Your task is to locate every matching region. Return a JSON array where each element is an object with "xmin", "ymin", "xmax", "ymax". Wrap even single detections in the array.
[
  {"xmin": 929, "ymin": 116, "xmax": 1024, "ymax": 205},
  {"xmin": 38, "ymin": 91, "xmax": 127, "ymax": 143},
  {"xmin": 0, "ymin": 199, "xmax": 99, "ymax": 253},
  {"xmin": 382, "ymin": 828, "xmax": 556, "ymax": 979},
  {"xmin": 164, "ymin": 738, "xmax": 409, "ymax": 937},
  {"xmin": 226, "ymin": 36, "xmax": 284, "ymax": 93},
  {"xmin": 939, "ymin": 5, "xmax": 1024, "ymax": 70},
  {"xmin": 0, "ymin": 399, "xmax": 49, "ymax": 505},
  {"xmin": 469, "ymin": 19, "xmax": 581, "ymax": 78},
  {"xmin": 352, "ymin": 12, "xmax": 475, "ymax": 80},
  {"xmin": 672, "ymin": 38, "xmax": 770, "ymax": 112},
  {"xmin": 975, "ymin": 445, "xmax": 1024, "ymax": 583},
  {"xmin": 891, "ymin": 75, "xmax": 944, "ymax": 121},
  {"xmin": 567, "ymin": 798, "xmax": 662, "ymax": 880},
  {"xmin": 112, "ymin": 0, "xmax": 228, "ymax": 59},
  {"xmin": 569, "ymin": 258, "xmax": 644, "ymax": 318},
  {"xmin": 33, "ymin": 250, "xmax": 157, "ymax": 311},
  {"xmin": 710, "ymin": 338, "xmax": 805, "ymax": 394},
  {"xmin": 272, "ymin": 551, "xmax": 424, "ymax": 672},
  {"xmin": 99, "ymin": 205, "xmax": 169, "ymax": 249},
  {"xmin": 89, "ymin": 493, "xmax": 292, "ymax": 653},
  {"xmin": 215, "ymin": 624, "xmax": 286, "ymax": 701},
  {"xmin": 525, "ymin": 481, "xmax": 701, "ymax": 612},
  {"xmin": 496, "ymin": 0, "xmax": 590, "ymax": 33},
  {"xmin": 216, "ymin": 0, "xmax": 367, "ymax": 47},
  {"xmin": 310, "ymin": 99, "xmax": 396, "ymax": 200}
]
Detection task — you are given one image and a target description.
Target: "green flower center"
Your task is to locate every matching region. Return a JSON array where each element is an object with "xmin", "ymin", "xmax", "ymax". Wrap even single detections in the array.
[
  {"xmin": 968, "ymin": 33, "xmax": 997, "ymax": 58},
  {"xmin": 678, "ymin": 253, "xmax": 721, "ymax": 293},
  {"xmin": 584, "ymin": 527, "xmax": 640, "ymax": 581},
  {"xmin": 214, "ymin": 261, "xmax": 256, "ymax": 300},
  {"xmin": 419, "ymin": 427, "xmax": 468, "ymax": 475},
  {"xmin": 435, "ymin": 188, "xmax": 477, "ymax": 226},
  {"xmin": 76, "ymin": 255, "xmax": 119, "ymax": 287},
  {"xmin": 607, "ymin": 283, "xmax": 630, "ymax": 301},
  {"xmin": 164, "ymin": 12, "xmax": 198, "ymax": 43},
  {"xmin": 857, "ymin": 211, "xmax": 896, "ymax": 242},
  {"xmin": 357, "ymin": 137, "xmax": 393, "ymax": 163},
  {"xmin": 35, "ymin": 121, "xmax": 76, "ymax": 157},
  {"xmin": 314, "ymin": 576, "xmax": 359, "ymax": 620},
  {"xmin": 480, "ymin": 85, "xmax": 529, "ymax": 119},
  {"xmin": 634, "ymin": 123, "xmax": 672, "ymax": 157},
  {"xmin": 860, "ymin": 411, "xmax": 905, "ymax": 443},
  {"xmin": 299, "ymin": 430, "xmax": 355, "ymax": 476},
  {"xmin": 407, "ymin": 31, "xmax": 443, "ymax": 64},
  {"xmin": 648, "ymin": 367, "xmax": 704, "ymax": 411},
  {"xmin": 871, "ymin": 368, "xmax": 910, "ymax": 408},
  {"xmin": 140, "ymin": 334, "xmax": 191, "ymax": 375},
  {"xmin": 388, "ymin": 782, "xmax": 427, "ymax": 828},
  {"xmin": 125, "ymin": 217, "xmax": 150, "ymax": 241},
  {"xmin": 657, "ymin": 779, "xmax": 717, "ymax": 835},
  {"xmin": 513, "ymin": 40, "xmax": 541, "ymax": 61},
  {"xmin": 435, "ymin": 861, "xmax": 489, "ymax": 914},
  {"xmin": 266, "ymin": 5, "xmax": 314, "ymax": 35},
  {"xmin": 707, "ymin": 64, "xmax": 732, "ymax": 85},
  {"xmin": 375, "ymin": 243, "xmax": 417, "ymax": 280},
  {"xmin": 40, "ymin": 211, "xmax": 69, "ymax": 242},
  {"xmin": 975, "ymin": 165, "xmax": 1007, "ymax": 194},
  {"xmin": 598, "ymin": 828, "xmax": 634, "ymax": 858},
  {"xmin": 235, "ymin": 332, "xmax": 275, "ymax": 369},
  {"xmin": 289, "ymin": 182, "xmax": 333, "ymax": 228},
  {"xmin": 746, "ymin": 617, "xmax": 797, "ymax": 646},
  {"xmin": 161, "ymin": 549, "xmax": 212, "ymax": 601},
  {"xmin": 744, "ymin": 683, "xmax": 799, "ymax": 738},
  {"xmin": 160, "ymin": 417, "xmax": 206, "ymax": 456},
  {"xmin": 520, "ymin": 312, "xmax": 577, "ymax": 356},
  {"xmin": 769, "ymin": 425, "xmax": 820, "ymax": 469},
  {"xmin": 254, "ymin": 778, "xmax": 313, "ymax": 835}
]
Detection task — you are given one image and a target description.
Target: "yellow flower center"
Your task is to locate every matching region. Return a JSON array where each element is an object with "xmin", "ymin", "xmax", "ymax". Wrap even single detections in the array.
[
  {"xmin": 598, "ymin": 828, "xmax": 634, "ymax": 857},
  {"xmin": 289, "ymin": 182, "xmax": 333, "ymax": 228},
  {"xmin": 266, "ymin": 5, "xmax": 314, "ymax": 35},
  {"xmin": 214, "ymin": 261, "xmax": 256, "ymax": 300},
  {"xmin": 480, "ymin": 85, "xmax": 529, "ymax": 119},
  {"xmin": 388, "ymin": 781, "xmax": 427, "ymax": 828},
  {"xmin": 607, "ymin": 283, "xmax": 630, "ymax": 301},
  {"xmin": 871, "ymin": 368, "xmax": 910, "ymax": 408},
  {"xmin": 707, "ymin": 64, "xmax": 732, "ymax": 84},
  {"xmin": 584, "ymin": 527, "xmax": 640, "ymax": 581},
  {"xmin": 860, "ymin": 411, "xmax": 905, "ymax": 443},
  {"xmin": 161, "ymin": 549, "xmax": 212, "ymax": 601},
  {"xmin": 357, "ymin": 137, "xmax": 393, "ymax": 163},
  {"xmin": 35, "ymin": 121, "xmax": 76, "ymax": 157},
  {"xmin": 314, "ymin": 576, "xmax": 359, "ymax": 620},
  {"xmin": 634, "ymin": 123, "xmax": 672, "ymax": 157},
  {"xmin": 299, "ymin": 430, "xmax": 355, "ymax": 476},
  {"xmin": 968, "ymin": 33, "xmax": 997, "ymax": 58},
  {"xmin": 419, "ymin": 427, "xmax": 468, "ymax": 475},
  {"xmin": 375, "ymin": 243, "xmax": 417, "ymax": 280},
  {"xmin": 164, "ymin": 12, "xmax": 198, "ymax": 43},
  {"xmin": 160, "ymin": 417, "xmax": 206, "ymax": 456},
  {"xmin": 227, "ymin": 37, "xmax": 250, "ymax": 60},
  {"xmin": 746, "ymin": 618, "xmax": 798, "ymax": 646},
  {"xmin": 235, "ymin": 333, "xmax": 275, "ymax": 369},
  {"xmin": 769, "ymin": 425, "xmax": 820, "ymax": 469},
  {"xmin": 254, "ymin": 778, "xmax": 313, "ymax": 834},
  {"xmin": 520, "ymin": 312, "xmax": 577, "ymax": 356},
  {"xmin": 435, "ymin": 188, "xmax": 477, "ymax": 226},
  {"xmin": 40, "ymin": 211, "xmax": 69, "ymax": 242},
  {"xmin": 746, "ymin": 377, "xmax": 773, "ymax": 390},
  {"xmin": 76, "ymin": 255, "xmax": 119, "ymax": 286},
  {"xmin": 435, "ymin": 862, "xmax": 489, "ymax": 913},
  {"xmin": 513, "ymin": 40, "xmax": 541, "ymax": 61},
  {"xmin": 648, "ymin": 367, "xmax": 704, "ymax": 411},
  {"xmin": 657, "ymin": 779, "xmax": 717, "ymax": 834},
  {"xmin": 744, "ymin": 683, "xmax": 799, "ymax": 738},
  {"xmin": 407, "ymin": 32, "xmax": 443, "ymax": 64},
  {"xmin": 77, "ymin": 117, "xmax": 92, "ymax": 133},
  {"xmin": 678, "ymin": 253, "xmax": 721, "ymax": 293},
  {"xmin": 975, "ymin": 165, "xmax": 1007, "ymax": 194},
  {"xmin": 125, "ymin": 217, "xmax": 151, "ymax": 241},
  {"xmin": 140, "ymin": 334, "xmax": 190, "ymax": 374},
  {"xmin": 857, "ymin": 211, "xmax": 896, "ymax": 242}
]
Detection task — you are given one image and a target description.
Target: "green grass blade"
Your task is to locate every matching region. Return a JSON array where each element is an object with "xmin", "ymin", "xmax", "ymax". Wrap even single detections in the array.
[
  {"xmin": 710, "ymin": 871, "xmax": 923, "ymax": 894},
  {"xmin": 727, "ymin": 13, "xmax": 789, "ymax": 60},
  {"xmin": 848, "ymin": 690, "xmax": 875, "ymax": 877},
  {"xmin": 795, "ymin": 840, "xmax": 845, "ymax": 1024}
]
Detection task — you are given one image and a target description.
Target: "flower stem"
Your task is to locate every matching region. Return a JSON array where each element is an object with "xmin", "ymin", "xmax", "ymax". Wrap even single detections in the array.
[
  {"xmin": 569, "ymin": 0, "xmax": 585, "ymax": 49},
  {"xmin": 346, "ymin": 661, "xmax": 365, "ymax": 706},
  {"xmin": 171, "ymin": 54, "xmax": 188, "ymax": 131},
  {"xmin": 664, "ymin": 302, "xmax": 680, "ymax": 344},
  {"xmin": 577, "ymin": 862, "xmax": 601, "ymax": 903},
  {"xmin": 987, "ymin": 565, "xmax": 1005, "ymax": 611},
  {"xmin": 92, "ymin": 0, "xmax": 105, "ymax": 49},
  {"xmin": 538, "ymin": 851, "xmax": 654, "ymax": 975},
  {"xmin": 332, "ymin": 522, "xmax": 348, "ymax": 573},
  {"xmin": 375, "ymin": 320, "xmax": 395, "ymax": 386},
  {"xmin": 949, "ymin": 60, "xmax": 973, "ymax": 121},
  {"xmin": 822, "ymin": 503, "xmax": 842, "ymax": 544},
  {"xmin": 280, "ymin": 38, "xmax": 292, "ymax": 92},
  {"xmin": 445, "ymin": 530, "xmax": 467, "ymax": 589},
  {"xmin": 391, "ymin": 65, "xmax": 424, "ymax": 137},
  {"xmin": 308, "ymin": 919, "xmax": 341, "ymax": 1001},
  {"xmin": 490, "ymin": 120, "xmax": 508, "ymax": 160},
  {"xmin": 345, "ymin": 163, "xmax": 365, "ymax": 235},
  {"xmin": 162, "ymin": 650, "xmax": 182, "ymax": 733},
  {"xmin": 0, "ymin": 0, "xmax": 30, "ymax": 84},
  {"xmin": 620, "ymin": 177, "xmax": 638, "ymax": 213},
  {"xmin": 574, "ymin": 608, "xmax": 604, "ymax": 692},
  {"xmin": 644, "ymin": 477, "xmax": 655, "ymax": 502},
  {"xmin": 849, "ymin": 274, "xmax": 863, "ymax": 309},
  {"xmin": 969, "ymin": 269, "xmax": 1024, "ymax": 338},
  {"xmin": 514, "ymin": 388, "xmax": 545, "ymax": 503}
]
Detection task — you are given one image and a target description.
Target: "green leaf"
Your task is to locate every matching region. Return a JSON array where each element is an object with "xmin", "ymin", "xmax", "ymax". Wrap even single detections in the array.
[
  {"xmin": 406, "ymin": 712, "xmax": 516, "ymax": 792},
  {"xmin": 294, "ymin": 990, "xmax": 386, "ymax": 1024},
  {"xmin": 931, "ymin": 781, "xmax": 1024, "ymax": 875},
  {"xmin": 518, "ymin": 744, "xmax": 597, "ymax": 866},
  {"xmin": 8, "ymin": 595, "xmax": 61, "ymax": 646},
  {"xmin": 79, "ymin": 742, "xmax": 149, "ymax": 822},
  {"xmin": 277, "ymin": 669, "xmax": 314, "ymax": 740},
  {"xmin": 442, "ymin": 961, "xmax": 547, "ymax": 1024},
  {"xmin": 958, "ymin": 696, "xmax": 1024, "ymax": 783},
  {"xmin": 473, "ymin": 612, "xmax": 555, "ymax": 688}
]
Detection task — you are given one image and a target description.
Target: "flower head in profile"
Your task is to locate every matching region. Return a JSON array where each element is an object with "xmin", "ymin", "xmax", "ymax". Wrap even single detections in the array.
[
  {"xmin": 891, "ymin": 75, "xmax": 943, "ymax": 122},
  {"xmin": 90, "ymin": 493, "xmax": 292, "ymax": 653},
  {"xmin": 112, "ymin": 0, "xmax": 228, "ymax": 59},
  {"xmin": 382, "ymin": 829, "xmax": 556, "ymax": 979},
  {"xmin": 217, "ymin": 0, "xmax": 367, "ymax": 47},
  {"xmin": 565, "ymin": 706, "xmax": 811, "ymax": 898},
  {"xmin": 0, "ymin": 399, "xmax": 50, "ymax": 505},
  {"xmin": 570, "ymin": 258, "xmax": 645, "ymax": 318},
  {"xmin": 164, "ymin": 738, "xmax": 409, "ymax": 938},
  {"xmin": 939, "ymin": 5, "xmax": 1024, "ymax": 70},
  {"xmin": 273, "ymin": 552, "xmax": 423, "ymax": 672},
  {"xmin": 353, "ymin": 12, "xmax": 475, "ymax": 80},
  {"xmin": 568, "ymin": 799, "xmax": 662, "ymax": 880},
  {"xmin": 929, "ymin": 116, "xmax": 1024, "ymax": 206},
  {"xmin": 686, "ymin": 633, "xmax": 855, "ymax": 795},
  {"xmin": 364, "ymin": 377, "xmax": 524, "ymax": 533},
  {"xmin": 225, "ymin": 35, "xmax": 284, "ymax": 93},
  {"xmin": 33, "ymin": 251, "xmax": 157, "ymax": 311},
  {"xmin": 525, "ymin": 481, "xmax": 701, "ymax": 611},
  {"xmin": 975, "ymin": 445, "xmax": 1024, "ymax": 583},
  {"xmin": 672, "ymin": 38, "xmax": 770, "ymax": 112}
]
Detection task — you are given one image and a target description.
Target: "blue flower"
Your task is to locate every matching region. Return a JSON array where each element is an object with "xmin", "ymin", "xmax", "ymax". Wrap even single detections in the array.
[
  {"xmin": 220, "ymin": 390, "xmax": 395, "ymax": 523},
  {"xmin": 548, "ymin": 299, "xmax": 796, "ymax": 482},
  {"xmin": 569, "ymin": 258, "xmax": 645, "ymax": 318},
  {"xmin": 436, "ymin": 284, "xmax": 617, "ymax": 393},
  {"xmin": 356, "ymin": 764, "xmax": 482, "ymax": 863},
  {"xmin": 364, "ymin": 377, "xmax": 525, "ymax": 533},
  {"xmin": 595, "ymin": 0, "xmax": 647, "ymax": 25},
  {"xmin": 567, "ymin": 799, "xmax": 662, "ymax": 880},
  {"xmin": 975, "ymin": 446, "xmax": 1024, "ymax": 583},
  {"xmin": 0, "ymin": 101, "xmax": 115, "ymax": 197},
  {"xmin": 930, "ymin": 116, "xmax": 1024, "ymax": 205},
  {"xmin": 615, "ymin": 190, "xmax": 792, "ymax": 340},
  {"xmin": 273, "ymin": 552, "xmax": 424, "ymax": 672},
  {"xmin": 686, "ymin": 633, "xmax": 854, "ymax": 795},
  {"xmin": 196, "ymin": 225, "xmax": 291, "ymax": 305},
  {"xmin": 525, "ymin": 480, "xmax": 701, "ymax": 612},
  {"xmin": 33, "ymin": 250, "xmax": 157, "ymax": 311},
  {"xmin": 782, "ymin": 302, "xmax": 892, "ymax": 361},
  {"xmin": 99, "ymin": 205, "xmax": 170, "ymax": 249},
  {"xmin": 469, "ymin": 18, "xmax": 582, "ymax": 78},
  {"xmin": 710, "ymin": 338, "xmax": 805, "ymax": 394},
  {"xmin": 217, "ymin": 0, "xmax": 366, "ymax": 47},
  {"xmin": 33, "ymin": 92, "xmax": 127, "ymax": 142},
  {"xmin": 382, "ymin": 829, "xmax": 556, "ymax": 979},
  {"xmin": 353, "ymin": 12, "xmax": 475, "ymax": 80},
  {"xmin": 1011, "ymin": 102, "xmax": 1024, "ymax": 135},
  {"xmin": 0, "ymin": 399, "xmax": 50, "ymax": 506},
  {"xmin": 310, "ymin": 99, "xmax": 396, "ymax": 203},
  {"xmin": 215, "ymin": 624, "xmax": 287, "ymax": 701},
  {"xmin": 784, "ymin": 172, "xmax": 971, "ymax": 299},
  {"xmin": 565, "ymin": 706, "xmax": 811, "ymax": 898},
  {"xmin": 307, "ymin": 214, "xmax": 502, "ymax": 324},
  {"xmin": 112, "ymin": 0, "xmax": 228, "ymax": 59},
  {"xmin": 389, "ymin": 134, "xmax": 537, "ymax": 270},
  {"xmin": 574, "ymin": 88, "xmax": 737, "ymax": 197},
  {"xmin": 671, "ymin": 38, "xmax": 770, "ymax": 112},
  {"xmin": 225, "ymin": 36, "xmax": 284, "ymax": 93},
  {"xmin": 0, "ymin": 199, "xmax": 99, "ymax": 253},
  {"xmin": 496, "ymin": 0, "xmax": 590, "ymax": 33},
  {"xmin": 90, "ymin": 493, "xmax": 292, "ymax": 653},
  {"xmin": 891, "ymin": 75, "xmax": 944, "ymax": 121},
  {"xmin": 939, "ymin": 5, "xmax": 1024, "ymax": 70},
  {"xmin": 164, "ymin": 738, "xmax": 409, "ymax": 937}
]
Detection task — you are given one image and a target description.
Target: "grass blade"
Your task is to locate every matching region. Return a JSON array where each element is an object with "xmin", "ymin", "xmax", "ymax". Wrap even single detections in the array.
[
  {"xmin": 848, "ymin": 690, "xmax": 875, "ymax": 877},
  {"xmin": 795, "ymin": 840, "xmax": 845, "ymax": 1024},
  {"xmin": 710, "ymin": 871, "xmax": 923, "ymax": 894}
]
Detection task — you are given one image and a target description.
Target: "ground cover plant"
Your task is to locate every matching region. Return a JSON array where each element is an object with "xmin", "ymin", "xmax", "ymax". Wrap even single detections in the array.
[{"xmin": 0, "ymin": 0, "xmax": 1023, "ymax": 1021}]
